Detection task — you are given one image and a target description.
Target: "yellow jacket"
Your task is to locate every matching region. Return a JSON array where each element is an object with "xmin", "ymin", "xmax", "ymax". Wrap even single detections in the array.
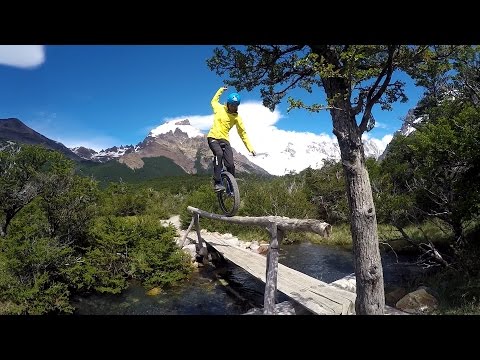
[{"xmin": 207, "ymin": 87, "xmax": 255, "ymax": 153}]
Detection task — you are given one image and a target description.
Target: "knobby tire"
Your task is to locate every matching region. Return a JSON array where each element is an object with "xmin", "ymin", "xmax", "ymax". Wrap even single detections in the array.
[{"xmin": 217, "ymin": 171, "xmax": 240, "ymax": 217}]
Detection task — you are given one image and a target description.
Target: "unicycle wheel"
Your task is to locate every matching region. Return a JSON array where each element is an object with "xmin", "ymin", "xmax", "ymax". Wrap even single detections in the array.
[{"xmin": 217, "ymin": 171, "xmax": 240, "ymax": 216}]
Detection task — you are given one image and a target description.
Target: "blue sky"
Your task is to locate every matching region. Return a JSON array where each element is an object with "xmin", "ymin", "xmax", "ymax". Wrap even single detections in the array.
[{"xmin": 0, "ymin": 45, "xmax": 425, "ymax": 153}]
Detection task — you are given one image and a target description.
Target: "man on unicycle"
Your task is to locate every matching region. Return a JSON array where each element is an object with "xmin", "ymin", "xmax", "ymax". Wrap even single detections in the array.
[{"xmin": 207, "ymin": 86, "xmax": 256, "ymax": 192}]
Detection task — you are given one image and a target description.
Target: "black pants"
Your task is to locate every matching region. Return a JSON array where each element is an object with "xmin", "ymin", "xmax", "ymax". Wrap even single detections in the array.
[{"xmin": 207, "ymin": 137, "xmax": 235, "ymax": 183}]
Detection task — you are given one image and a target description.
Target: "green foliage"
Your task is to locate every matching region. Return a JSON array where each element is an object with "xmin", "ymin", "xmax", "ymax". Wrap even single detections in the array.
[
  {"xmin": 0, "ymin": 271, "xmax": 73, "ymax": 315},
  {"xmin": 76, "ymin": 157, "xmax": 186, "ymax": 187},
  {"xmin": 140, "ymin": 174, "xmax": 212, "ymax": 194},
  {"xmin": 0, "ymin": 230, "xmax": 75, "ymax": 314},
  {"xmin": 381, "ymin": 100, "xmax": 480, "ymax": 241},
  {"xmin": 0, "ymin": 144, "xmax": 201, "ymax": 313},
  {"xmin": 180, "ymin": 183, "xmax": 220, "ymax": 230},
  {"xmin": 41, "ymin": 174, "xmax": 100, "ymax": 246},
  {"xmin": 98, "ymin": 181, "xmax": 188, "ymax": 220},
  {"xmin": 0, "ymin": 144, "xmax": 75, "ymax": 236},
  {"xmin": 129, "ymin": 218, "xmax": 192, "ymax": 289},
  {"xmin": 370, "ymin": 145, "xmax": 420, "ymax": 228},
  {"xmin": 143, "ymin": 190, "xmax": 186, "ymax": 219},
  {"xmin": 99, "ymin": 182, "xmax": 149, "ymax": 217},
  {"xmin": 241, "ymin": 174, "xmax": 315, "ymax": 219},
  {"xmin": 81, "ymin": 215, "xmax": 192, "ymax": 293},
  {"xmin": 303, "ymin": 163, "xmax": 349, "ymax": 224},
  {"xmin": 377, "ymin": 221, "xmax": 453, "ymax": 256}
]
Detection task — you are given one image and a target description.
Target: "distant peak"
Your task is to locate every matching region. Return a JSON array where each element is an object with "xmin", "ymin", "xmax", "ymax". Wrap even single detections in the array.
[
  {"xmin": 174, "ymin": 119, "xmax": 191, "ymax": 126},
  {"xmin": 149, "ymin": 119, "xmax": 203, "ymax": 138},
  {"xmin": 0, "ymin": 118, "xmax": 32, "ymax": 132},
  {"xmin": 1, "ymin": 117, "xmax": 24, "ymax": 124}
]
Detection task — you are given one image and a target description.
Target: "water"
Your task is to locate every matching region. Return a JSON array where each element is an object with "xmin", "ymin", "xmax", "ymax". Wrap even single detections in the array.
[
  {"xmin": 72, "ymin": 271, "xmax": 248, "ymax": 315},
  {"xmin": 72, "ymin": 242, "xmax": 420, "ymax": 315},
  {"xmin": 279, "ymin": 242, "xmax": 354, "ymax": 283},
  {"xmin": 279, "ymin": 242, "xmax": 421, "ymax": 286}
]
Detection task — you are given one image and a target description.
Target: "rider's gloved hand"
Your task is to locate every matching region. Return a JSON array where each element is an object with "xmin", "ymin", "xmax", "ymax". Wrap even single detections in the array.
[{"xmin": 251, "ymin": 151, "xmax": 257, "ymax": 156}]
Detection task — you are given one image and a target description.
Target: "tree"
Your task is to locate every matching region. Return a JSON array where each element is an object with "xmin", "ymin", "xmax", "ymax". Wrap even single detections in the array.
[
  {"xmin": 207, "ymin": 45, "xmax": 466, "ymax": 314},
  {"xmin": 303, "ymin": 162, "xmax": 349, "ymax": 224},
  {"xmin": 0, "ymin": 144, "xmax": 72, "ymax": 237},
  {"xmin": 401, "ymin": 101, "xmax": 479, "ymax": 244}
]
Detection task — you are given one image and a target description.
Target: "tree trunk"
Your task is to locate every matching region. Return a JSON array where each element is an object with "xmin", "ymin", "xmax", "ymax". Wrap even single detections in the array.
[
  {"xmin": 326, "ymin": 80, "xmax": 385, "ymax": 315},
  {"xmin": 0, "ymin": 211, "xmax": 14, "ymax": 238},
  {"xmin": 343, "ymin": 145, "xmax": 385, "ymax": 315}
]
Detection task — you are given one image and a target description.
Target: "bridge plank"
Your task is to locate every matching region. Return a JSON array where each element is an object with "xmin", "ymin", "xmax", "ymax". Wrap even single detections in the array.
[{"xmin": 196, "ymin": 231, "xmax": 356, "ymax": 315}]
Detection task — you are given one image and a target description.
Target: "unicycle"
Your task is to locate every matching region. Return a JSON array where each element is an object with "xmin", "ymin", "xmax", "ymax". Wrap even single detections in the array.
[
  {"xmin": 213, "ymin": 153, "xmax": 240, "ymax": 217},
  {"xmin": 217, "ymin": 167, "xmax": 240, "ymax": 217}
]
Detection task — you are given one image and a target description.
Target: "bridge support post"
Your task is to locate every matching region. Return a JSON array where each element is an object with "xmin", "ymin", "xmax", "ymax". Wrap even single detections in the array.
[
  {"xmin": 264, "ymin": 223, "xmax": 283, "ymax": 314},
  {"xmin": 194, "ymin": 213, "xmax": 208, "ymax": 262},
  {"xmin": 180, "ymin": 216, "xmax": 195, "ymax": 248}
]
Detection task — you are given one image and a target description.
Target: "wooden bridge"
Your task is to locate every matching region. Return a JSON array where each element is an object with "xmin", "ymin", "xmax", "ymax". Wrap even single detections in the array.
[
  {"xmin": 182, "ymin": 206, "xmax": 359, "ymax": 315},
  {"xmin": 181, "ymin": 207, "xmax": 407, "ymax": 315}
]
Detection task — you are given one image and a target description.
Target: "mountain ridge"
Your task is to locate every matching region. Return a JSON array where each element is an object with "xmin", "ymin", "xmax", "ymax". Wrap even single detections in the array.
[
  {"xmin": 0, "ymin": 118, "xmax": 269, "ymax": 179},
  {"xmin": 0, "ymin": 118, "xmax": 83, "ymax": 161}
]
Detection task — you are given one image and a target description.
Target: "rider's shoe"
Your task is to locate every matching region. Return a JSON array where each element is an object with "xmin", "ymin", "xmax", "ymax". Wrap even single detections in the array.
[{"xmin": 214, "ymin": 183, "xmax": 226, "ymax": 192}]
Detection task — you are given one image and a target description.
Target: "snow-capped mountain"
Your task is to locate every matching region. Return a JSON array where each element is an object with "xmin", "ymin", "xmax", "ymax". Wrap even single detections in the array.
[
  {"xmin": 378, "ymin": 106, "xmax": 427, "ymax": 161},
  {"xmin": 71, "ymin": 118, "xmax": 389, "ymax": 176},
  {"xmin": 71, "ymin": 119, "xmax": 268, "ymax": 176},
  {"xmin": 238, "ymin": 135, "xmax": 385, "ymax": 176},
  {"xmin": 117, "ymin": 119, "xmax": 268, "ymax": 175},
  {"xmin": 1, "ymin": 116, "xmax": 401, "ymax": 178},
  {"xmin": 149, "ymin": 119, "xmax": 204, "ymax": 138},
  {"xmin": 148, "ymin": 119, "xmax": 389, "ymax": 176},
  {"xmin": 71, "ymin": 144, "xmax": 136, "ymax": 162},
  {"xmin": 397, "ymin": 107, "xmax": 426, "ymax": 136}
]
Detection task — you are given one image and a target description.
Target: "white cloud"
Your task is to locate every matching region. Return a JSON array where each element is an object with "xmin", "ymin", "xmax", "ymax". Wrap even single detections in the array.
[
  {"xmin": 0, "ymin": 45, "xmax": 45, "ymax": 69},
  {"xmin": 229, "ymin": 102, "xmax": 339, "ymax": 175},
  {"xmin": 373, "ymin": 121, "xmax": 388, "ymax": 129}
]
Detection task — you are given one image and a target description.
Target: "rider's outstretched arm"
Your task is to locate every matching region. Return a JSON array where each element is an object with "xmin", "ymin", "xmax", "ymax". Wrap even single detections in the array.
[
  {"xmin": 235, "ymin": 116, "xmax": 255, "ymax": 154},
  {"xmin": 211, "ymin": 86, "xmax": 227, "ymax": 110}
]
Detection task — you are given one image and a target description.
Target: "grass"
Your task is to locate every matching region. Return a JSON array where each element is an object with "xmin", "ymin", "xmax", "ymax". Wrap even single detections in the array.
[
  {"xmin": 205, "ymin": 219, "xmax": 455, "ymax": 254},
  {"xmin": 436, "ymin": 301, "xmax": 480, "ymax": 315}
]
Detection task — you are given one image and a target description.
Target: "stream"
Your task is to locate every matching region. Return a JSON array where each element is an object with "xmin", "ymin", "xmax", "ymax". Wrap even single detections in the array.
[{"xmin": 72, "ymin": 242, "xmax": 421, "ymax": 315}]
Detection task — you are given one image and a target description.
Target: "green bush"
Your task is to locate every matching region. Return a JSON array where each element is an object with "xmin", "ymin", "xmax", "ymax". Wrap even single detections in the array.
[
  {"xmin": 0, "ymin": 232, "xmax": 75, "ymax": 314},
  {"xmin": 80, "ymin": 215, "xmax": 192, "ymax": 294}
]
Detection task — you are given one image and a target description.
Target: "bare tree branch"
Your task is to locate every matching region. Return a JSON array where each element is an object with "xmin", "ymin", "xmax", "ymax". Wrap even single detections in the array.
[{"xmin": 359, "ymin": 46, "xmax": 397, "ymax": 133}]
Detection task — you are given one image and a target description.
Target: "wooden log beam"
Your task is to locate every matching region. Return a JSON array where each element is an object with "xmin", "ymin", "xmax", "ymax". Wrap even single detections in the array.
[{"xmin": 187, "ymin": 206, "xmax": 332, "ymax": 237}]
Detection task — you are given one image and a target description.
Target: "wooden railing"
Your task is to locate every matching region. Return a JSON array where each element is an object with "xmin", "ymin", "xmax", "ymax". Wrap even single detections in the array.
[{"xmin": 183, "ymin": 206, "xmax": 332, "ymax": 315}]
